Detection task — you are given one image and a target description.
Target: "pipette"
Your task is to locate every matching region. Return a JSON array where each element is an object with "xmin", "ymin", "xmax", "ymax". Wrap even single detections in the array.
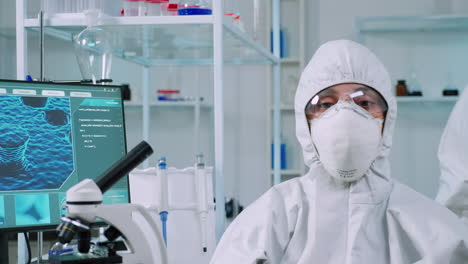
[
  {"xmin": 195, "ymin": 154, "xmax": 208, "ymax": 253},
  {"xmin": 158, "ymin": 157, "xmax": 169, "ymax": 246}
]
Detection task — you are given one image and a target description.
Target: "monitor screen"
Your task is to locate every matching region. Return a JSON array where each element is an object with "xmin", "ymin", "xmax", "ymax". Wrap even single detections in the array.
[{"xmin": 0, "ymin": 80, "xmax": 128, "ymax": 232}]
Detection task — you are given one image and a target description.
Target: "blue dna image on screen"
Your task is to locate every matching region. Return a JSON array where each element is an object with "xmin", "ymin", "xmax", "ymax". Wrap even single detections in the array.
[
  {"xmin": 15, "ymin": 193, "xmax": 51, "ymax": 226},
  {"xmin": 0, "ymin": 196, "xmax": 4, "ymax": 225},
  {"xmin": 0, "ymin": 96, "xmax": 74, "ymax": 191}
]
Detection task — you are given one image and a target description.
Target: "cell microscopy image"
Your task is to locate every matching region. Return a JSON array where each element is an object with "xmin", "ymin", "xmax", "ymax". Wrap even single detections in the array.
[
  {"xmin": 15, "ymin": 194, "xmax": 51, "ymax": 226},
  {"xmin": 0, "ymin": 196, "xmax": 4, "ymax": 224},
  {"xmin": 0, "ymin": 96, "xmax": 74, "ymax": 190}
]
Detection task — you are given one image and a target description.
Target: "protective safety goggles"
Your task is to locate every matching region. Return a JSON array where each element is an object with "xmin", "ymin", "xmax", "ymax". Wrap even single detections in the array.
[{"xmin": 305, "ymin": 86, "xmax": 388, "ymax": 120}]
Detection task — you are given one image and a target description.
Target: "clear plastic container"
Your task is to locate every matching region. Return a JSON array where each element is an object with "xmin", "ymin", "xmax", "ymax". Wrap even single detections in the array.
[
  {"xmin": 42, "ymin": 0, "xmax": 123, "ymax": 17},
  {"xmin": 178, "ymin": 0, "xmax": 212, "ymax": 15},
  {"xmin": 146, "ymin": 0, "xmax": 162, "ymax": 16},
  {"xmin": 123, "ymin": 0, "xmax": 146, "ymax": 16}
]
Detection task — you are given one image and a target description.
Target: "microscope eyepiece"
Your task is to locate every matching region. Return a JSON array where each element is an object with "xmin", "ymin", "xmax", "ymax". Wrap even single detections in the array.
[{"xmin": 96, "ymin": 141, "xmax": 153, "ymax": 193}]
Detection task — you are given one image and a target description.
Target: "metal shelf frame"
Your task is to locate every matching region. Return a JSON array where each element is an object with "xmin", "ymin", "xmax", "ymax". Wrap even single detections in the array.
[
  {"xmin": 270, "ymin": 0, "xmax": 306, "ymax": 185},
  {"xmin": 15, "ymin": 1, "xmax": 282, "ymax": 256},
  {"xmin": 396, "ymin": 96, "xmax": 458, "ymax": 103},
  {"xmin": 356, "ymin": 15, "xmax": 468, "ymax": 35}
]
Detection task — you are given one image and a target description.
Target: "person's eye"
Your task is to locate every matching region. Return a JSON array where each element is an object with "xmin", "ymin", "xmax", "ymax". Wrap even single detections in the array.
[
  {"xmin": 357, "ymin": 100, "xmax": 375, "ymax": 109},
  {"xmin": 319, "ymin": 102, "xmax": 334, "ymax": 109}
]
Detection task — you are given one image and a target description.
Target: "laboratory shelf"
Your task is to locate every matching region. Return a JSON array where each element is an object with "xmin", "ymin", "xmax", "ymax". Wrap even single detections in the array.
[
  {"xmin": 0, "ymin": 28, "xmax": 15, "ymax": 40},
  {"xmin": 396, "ymin": 96, "xmax": 458, "ymax": 103},
  {"xmin": 270, "ymin": 104, "xmax": 295, "ymax": 111},
  {"xmin": 24, "ymin": 16, "xmax": 278, "ymax": 66},
  {"xmin": 280, "ymin": 57, "xmax": 300, "ymax": 64},
  {"xmin": 281, "ymin": 104, "xmax": 295, "ymax": 111},
  {"xmin": 356, "ymin": 15, "xmax": 468, "ymax": 33},
  {"xmin": 270, "ymin": 169, "xmax": 304, "ymax": 176},
  {"xmin": 124, "ymin": 100, "xmax": 212, "ymax": 108},
  {"xmin": 271, "ymin": 98, "xmax": 458, "ymax": 110},
  {"xmin": 270, "ymin": 169, "xmax": 304, "ymax": 183}
]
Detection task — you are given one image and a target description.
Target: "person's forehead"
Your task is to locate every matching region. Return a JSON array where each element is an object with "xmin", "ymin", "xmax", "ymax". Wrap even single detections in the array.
[{"xmin": 324, "ymin": 83, "xmax": 371, "ymax": 95}]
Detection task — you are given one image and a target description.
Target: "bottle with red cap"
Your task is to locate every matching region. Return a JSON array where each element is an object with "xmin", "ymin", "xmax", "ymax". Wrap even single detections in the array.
[
  {"xmin": 161, "ymin": 0, "xmax": 178, "ymax": 16},
  {"xmin": 178, "ymin": 0, "xmax": 212, "ymax": 15}
]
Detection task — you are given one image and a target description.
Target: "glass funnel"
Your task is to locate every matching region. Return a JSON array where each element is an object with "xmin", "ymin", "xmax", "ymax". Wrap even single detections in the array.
[{"xmin": 74, "ymin": 11, "xmax": 114, "ymax": 84}]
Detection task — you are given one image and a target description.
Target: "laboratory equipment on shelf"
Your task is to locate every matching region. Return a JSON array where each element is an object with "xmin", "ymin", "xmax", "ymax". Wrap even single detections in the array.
[
  {"xmin": 406, "ymin": 72, "xmax": 423, "ymax": 96},
  {"xmin": 195, "ymin": 154, "xmax": 208, "ymax": 253},
  {"xmin": 270, "ymin": 28, "xmax": 286, "ymax": 58},
  {"xmin": 42, "ymin": 0, "xmax": 122, "ymax": 18},
  {"xmin": 158, "ymin": 157, "xmax": 169, "ymax": 246},
  {"xmin": 157, "ymin": 89, "xmax": 181, "ymax": 101},
  {"xmin": 48, "ymin": 141, "xmax": 168, "ymax": 264},
  {"xmin": 161, "ymin": 1, "xmax": 179, "ymax": 15},
  {"xmin": 123, "ymin": 0, "xmax": 147, "ymax": 16},
  {"xmin": 443, "ymin": 89, "xmax": 459, "ymax": 96},
  {"xmin": 74, "ymin": 10, "xmax": 114, "ymax": 84},
  {"xmin": 129, "ymin": 155, "xmax": 216, "ymax": 264},
  {"xmin": 178, "ymin": 0, "xmax": 212, "ymax": 15},
  {"xmin": 225, "ymin": 13, "xmax": 246, "ymax": 32},
  {"xmin": 395, "ymin": 80, "xmax": 408, "ymax": 96},
  {"xmin": 146, "ymin": 0, "xmax": 161, "ymax": 15},
  {"xmin": 443, "ymin": 73, "xmax": 459, "ymax": 96},
  {"xmin": 271, "ymin": 135, "xmax": 286, "ymax": 170}
]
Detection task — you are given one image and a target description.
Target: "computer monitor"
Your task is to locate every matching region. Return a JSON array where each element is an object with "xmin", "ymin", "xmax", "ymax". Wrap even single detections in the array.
[{"xmin": 0, "ymin": 80, "xmax": 129, "ymax": 232}]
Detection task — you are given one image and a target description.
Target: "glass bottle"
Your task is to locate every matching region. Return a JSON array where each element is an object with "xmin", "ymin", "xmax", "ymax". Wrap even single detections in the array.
[
  {"xmin": 74, "ymin": 10, "xmax": 114, "ymax": 84},
  {"xmin": 395, "ymin": 80, "xmax": 408, "ymax": 96},
  {"xmin": 407, "ymin": 72, "xmax": 422, "ymax": 96},
  {"xmin": 159, "ymin": 0, "xmax": 172, "ymax": 15}
]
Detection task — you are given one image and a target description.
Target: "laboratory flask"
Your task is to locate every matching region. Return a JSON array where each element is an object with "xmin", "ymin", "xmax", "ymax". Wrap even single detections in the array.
[{"xmin": 74, "ymin": 11, "xmax": 114, "ymax": 84}]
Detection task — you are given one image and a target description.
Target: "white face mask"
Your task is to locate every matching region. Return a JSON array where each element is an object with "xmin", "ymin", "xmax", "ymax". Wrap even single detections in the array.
[{"xmin": 309, "ymin": 101, "xmax": 383, "ymax": 182}]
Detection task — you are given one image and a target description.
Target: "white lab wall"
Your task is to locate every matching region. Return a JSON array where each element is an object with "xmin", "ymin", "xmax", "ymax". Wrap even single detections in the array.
[{"xmin": 308, "ymin": 0, "xmax": 468, "ymax": 198}]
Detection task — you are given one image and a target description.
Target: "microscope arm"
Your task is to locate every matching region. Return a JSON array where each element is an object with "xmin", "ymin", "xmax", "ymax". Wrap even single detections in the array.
[{"xmin": 95, "ymin": 203, "xmax": 168, "ymax": 264}]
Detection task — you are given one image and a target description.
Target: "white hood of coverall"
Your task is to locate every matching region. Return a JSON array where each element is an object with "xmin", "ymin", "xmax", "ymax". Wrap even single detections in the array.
[
  {"xmin": 295, "ymin": 39, "xmax": 396, "ymax": 179},
  {"xmin": 210, "ymin": 40, "xmax": 468, "ymax": 264},
  {"xmin": 436, "ymin": 88, "xmax": 468, "ymax": 223}
]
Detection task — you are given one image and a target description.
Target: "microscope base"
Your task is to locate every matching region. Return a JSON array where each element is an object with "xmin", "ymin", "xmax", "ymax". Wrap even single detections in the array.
[{"xmin": 49, "ymin": 254, "xmax": 122, "ymax": 264}]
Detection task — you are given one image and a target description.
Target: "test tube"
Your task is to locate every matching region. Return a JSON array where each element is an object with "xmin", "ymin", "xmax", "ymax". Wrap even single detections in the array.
[
  {"xmin": 158, "ymin": 157, "xmax": 169, "ymax": 245},
  {"xmin": 195, "ymin": 154, "xmax": 208, "ymax": 253}
]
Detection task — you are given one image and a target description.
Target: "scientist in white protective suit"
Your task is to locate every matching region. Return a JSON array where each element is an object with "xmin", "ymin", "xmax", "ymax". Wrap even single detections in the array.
[
  {"xmin": 209, "ymin": 40, "xmax": 468, "ymax": 264},
  {"xmin": 436, "ymin": 87, "xmax": 468, "ymax": 223}
]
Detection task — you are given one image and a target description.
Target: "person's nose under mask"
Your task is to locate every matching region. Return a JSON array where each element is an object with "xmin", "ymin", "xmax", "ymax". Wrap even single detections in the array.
[{"xmin": 308, "ymin": 100, "xmax": 384, "ymax": 182}]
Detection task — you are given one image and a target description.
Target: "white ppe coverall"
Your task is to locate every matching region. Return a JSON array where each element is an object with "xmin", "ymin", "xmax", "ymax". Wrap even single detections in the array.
[
  {"xmin": 209, "ymin": 40, "xmax": 468, "ymax": 264},
  {"xmin": 436, "ymin": 88, "xmax": 468, "ymax": 223}
]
